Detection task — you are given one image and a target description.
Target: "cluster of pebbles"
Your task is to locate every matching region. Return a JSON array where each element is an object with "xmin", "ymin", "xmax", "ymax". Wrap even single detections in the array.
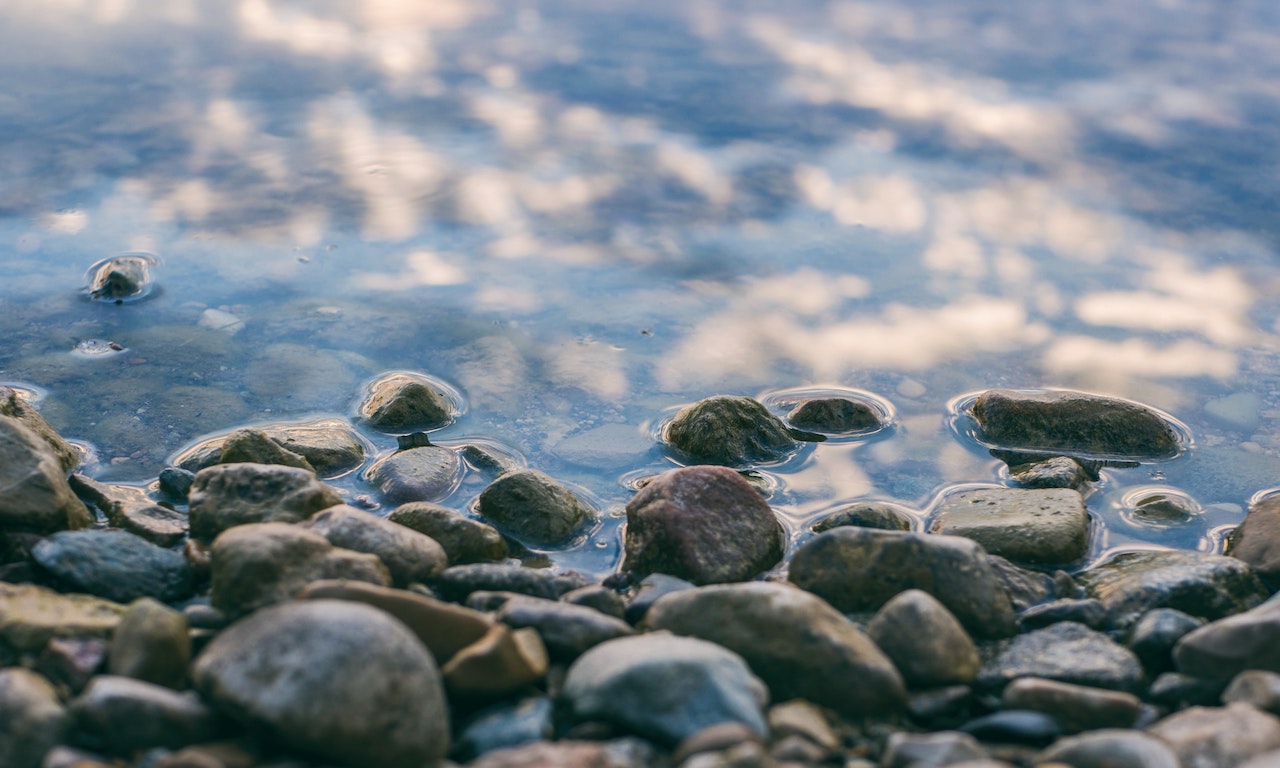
[{"xmin": 4, "ymin": 376, "xmax": 1280, "ymax": 768}]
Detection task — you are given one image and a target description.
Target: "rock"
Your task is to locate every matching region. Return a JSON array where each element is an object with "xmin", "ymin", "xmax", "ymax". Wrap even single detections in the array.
[
  {"xmin": 1017, "ymin": 598, "xmax": 1109, "ymax": 631},
  {"xmin": 495, "ymin": 595, "xmax": 634, "ymax": 661},
  {"xmin": 68, "ymin": 675, "xmax": 218, "ymax": 754},
  {"xmin": 187, "ymin": 463, "xmax": 342, "ymax": 540},
  {"xmin": 1125, "ymin": 488, "xmax": 1201, "ymax": 526},
  {"xmin": 929, "ymin": 487, "xmax": 1090, "ymax": 566},
  {"xmin": 0, "ymin": 583, "xmax": 125, "ymax": 654},
  {"xmin": 1224, "ymin": 670, "xmax": 1280, "ymax": 714},
  {"xmin": 388, "ymin": 502, "xmax": 508, "ymax": 564},
  {"xmin": 107, "ymin": 598, "xmax": 189, "ymax": 690},
  {"xmin": 1075, "ymin": 549, "xmax": 1268, "ymax": 631},
  {"xmin": 621, "ymin": 465, "xmax": 783, "ymax": 585},
  {"xmin": 767, "ymin": 700, "xmax": 839, "ymax": 751},
  {"xmin": 788, "ymin": 527, "xmax": 1016, "ymax": 638},
  {"xmin": 1146, "ymin": 703, "xmax": 1280, "ymax": 768},
  {"xmin": 193, "ymin": 599, "xmax": 450, "ymax": 768},
  {"xmin": 1242, "ymin": 750, "xmax": 1280, "ymax": 768},
  {"xmin": 968, "ymin": 389, "xmax": 1182, "ymax": 458},
  {"xmin": 644, "ymin": 581, "xmax": 905, "ymax": 718},
  {"xmin": 0, "ymin": 387, "xmax": 79, "ymax": 473},
  {"xmin": 787, "ymin": 397, "xmax": 883, "ymax": 433},
  {"xmin": 881, "ymin": 731, "xmax": 986, "ymax": 768},
  {"xmin": 84, "ymin": 253, "xmax": 156, "ymax": 302},
  {"xmin": 562, "ymin": 585, "xmax": 627, "ymax": 620},
  {"xmin": 1227, "ymin": 494, "xmax": 1280, "ymax": 588},
  {"xmin": 866, "ymin": 589, "xmax": 980, "ymax": 688},
  {"xmin": 664, "ymin": 395, "xmax": 798, "ymax": 465},
  {"xmin": 1173, "ymin": 596, "xmax": 1280, "ymax": 682},
  {"xmin": 1036, "ymin": 729, "xmax": 1180, "ymax": 768},
  {"xmin": 173, "ymin": 419, "xmax": 367, "ymax": 476},
  {"xmin": 455, "ymin": 697, "xmax": 555, "ymax": 761},
  {"xmin": 157, "ymin": 467, "xmax": 195, "ymax": 501},
  {"xmin": 106, "ymin": 501, "xmax": 188, "ymax": 547},
  {"xmin": 958, "ymin": 710, "xmax": 1060, "ymax": 746},
  {"xmin": 1147, "ymin": 672, "xmax": 1228, "ymax": 709},
  {"xmin": 0, "ymin": 668, "xmax": 66, "ymax": 768},
  {"xmin": 0, "ymin": 416, "xmax": 92, "ymax": 533},
  {"xmin": 562, "ymin": 633, "xmax": 768, "ymax": 745},
  {"xmin": 907, "ymin": 685, "xmax": 975, "ymax": 730},
  {"xmin": 623, "ymin": 572, "xmax": 696, "ymax": 624},
  {"xmin": 359, "ymin": 372, "xmax": 455, "ymax": 432},
  {"xmin": 986, "ymin": 554, "xmax": 1057, "ymax": 612},
  {"xmin": 218, "ymin": 428, "xmax": 313, "ymax": 471},
  {"xmin": 1128, "ymin": 608, "xmax": 1205, "ymax": 676},
  {"xmin": 1001, "ymin": 677, "xmax": 1141, "ymax": 733},
  {"xmin": 1008, "ymin": 456, "xmax": 1093, "ymax": 490},
  {"xmin": 477, "ymin": 470, "xmax": 593, "ymax": 547},
  {"xmin": 40, "ymin": 746, "xmax": 113, "ymax": 768},
  {"xmin": 441, "ymin": 624, "xmax": 549, "ymax": 697},
  {"xmin": 432, "ymin": 563, "xmax": 591, "ymax": 603},
  {"xmin": 365, "ymin": 446, "xmax": 462, "ymax": 505},
  {"xmin": 465, "ymin": 739, "xmax": 656, "ymax": 768},
  {"xmin": 32, "ymin": 529, "xmax": 195, "ymax": 604},
  {"xmin": 35, "ymin": 638, "xmax": 105, "ymax": 695},
  {"xmin": 242, "ymin": 342, "xmax": 366, "ymax": 412},
  {"xmin": 209, "ymin": 522, "xmax": 390, "ymax": 618},
  {"xmin": 811, "ymin": 500, "xmax": 917, "ymax": 532},
  {"xmin": 299, "ymin": 504, "xmax": 447, "ymax": 586},
  {"xmin": 977, "ymin": 622, "xmax": 1145, "ymax": 694},
  {"xmin": 297, "ymin": 579, "xmax": 492, "ymax": 663}
]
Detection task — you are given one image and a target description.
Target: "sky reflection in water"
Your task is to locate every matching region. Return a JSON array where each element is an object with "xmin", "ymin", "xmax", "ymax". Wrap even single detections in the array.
[{"xmin": 3, "ymin": 0, "xmax": 1280, "ymax": 571}]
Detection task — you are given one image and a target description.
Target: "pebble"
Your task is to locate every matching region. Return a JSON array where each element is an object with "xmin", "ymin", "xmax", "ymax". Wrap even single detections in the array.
[
  {"xmin": 0, "ymin": 387, "xmax": 80, "ymax": 473},
  {"xmin": 811, "ymin": 500, "xmax": 918, "ymax": 532},
  {"xmin": 364, "ymin": 445, "xmax": 463, "ymax": 505},
  {"xmin": 298, "ymin": 504, "xmax": 448, "ymax": 586},
  {"xmin": 441, "ymin": 623, "xmax": 549, "ymax": 698},
  {"xmin": 958, "ymin": 710, "xmax": 1061, "ymax": 746},
  {"xmin": 881, "ymin": 731, "xmax": 986, "ymax": 768},
  {"xmin": 0, "ymin": 668, "xmax": 67, "ymax": 768},
  {"xmin": 561, "ymin": 584, "xmax": 628, "ymax": 619},
  {"xmin": 622, "ymin": 572, "xmax": 697, "ymax": 624},
  {"xmin": 463, "ymin": 738, "xmax": 656, "ymax": 768},
  {"xmin": 32, "ymin": 529, "xmax": 195, "ymax": 604},
  {"xmin": 0, "ymin": 582, "xmax": 125, "ymax": 654},
  {"xmin": 455, "ymin": 697, "xmax": 555, "ymax": 761},
  {"xmin": 930, "ymin": 487, "xmax": 1090, "ymax": 565},
  {"xmin": 218, "ymin": 428, "xmax": 313, "ymax": 471},
  {"xmin": 787, "ymin": 397, "xmax": 882, "ymax": 432},
  {"xmin": 387, "ymin": 501, "xmax": 509, "ymax": 564},
  {"xmin": 866, "ymin": 588, "xmax": 980, "ymax": 688},
  {"xmin": 359, "ymin": 371, "xmax": 456, "ymax": 432},
  {"xmin": 432, "ymin": 563, "xmax": 591, "ymax": 603},
  {"xmin": 1227, "ymin": 494, "xmax": 1280, "ymax": 588},
  {"xmin": 1223, "ymin": 670, "xmax": 1280, "ymax": 714},
  {"xmin": 1017, "ymin": 598, "xmax": 1109, "ymax": 631},
  {"xmin": 1127, "ymin": 607, "xmax": 1204, "ymax": 675},
  {"xmin": 968, "ymin": 389, "xmax": 1181, "ymax": 458},
  {"xmin": 477, "ymin": 469, "xmax": 594, "ymax": 547},
  {"xmin": 1007, "ymin": 456, "xmax": 1093, "ymax": 490},
  {"xmin": 187, "ymin": 463, "xmax": 343, "ymax": 540},
  {"xmin": 766, "ymin": 700, "xmax": 839, "ymax": 751},
  {"xmin": 68, "ymin": 674, "xmax": 219, "ymax": 754},
  {"xmin": 1146, "ymin": 672, "xmax": 1227, "ymax": 709}
]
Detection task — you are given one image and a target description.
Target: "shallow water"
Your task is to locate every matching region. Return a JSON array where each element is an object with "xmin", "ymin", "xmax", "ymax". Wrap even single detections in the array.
[{"xmin": 4, "ymin": 0, "xmax": 1280, "ymax": 578}]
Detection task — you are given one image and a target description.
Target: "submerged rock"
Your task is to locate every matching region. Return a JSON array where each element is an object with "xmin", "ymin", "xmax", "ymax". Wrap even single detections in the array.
[
  {"xmin": 929, "ymin": 487, "xmax": 1090, "ymax": 566},
  {"xmin": 360, "ymin": 372, "xmax": 455, "ymax": 432},
  {"xmin": 665, "ymin": 395, "xmax": 798, "ymax": 465},
  {"xmin": 32, "ymin": 530, "xmax": 194, "ymax": 604},
  {"xmin": 84, "ymin": 253, "xmax": 157, "ymax": 303},
  {"xmin": 477, "ymin": 470, "xmax": 593, "ymax": 547},
  {"xmin": 621, "ymin": 465, "xmax": 783, "ymax": 585},
  {"xmin": 0, "ymin": 416, "xmax": 92, "ymax": 534},
  {"xmin": 969, "ymin": 388, "xmax": 1182, "ymax": 458},
  {"xmin": 787, "ymin": 397, "xmax": 884, "ymax": 433},
  {"xmin": 812, "ymin": 500, "xmax": 918, "ymax": 532}
]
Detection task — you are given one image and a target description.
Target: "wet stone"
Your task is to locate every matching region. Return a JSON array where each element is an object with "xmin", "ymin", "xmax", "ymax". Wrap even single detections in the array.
[
  {"xmin": 977, "ymin": 622, "xmax": 1145, "ymax": 695},
  {"xmin": 867, "ymin": 588, "xmax": 980, "ymax": 689},
  {"xmin": 562, "ymin": 584, "xmax": 627, "ymax": 620},
  {"xmin": 0, "ymin": 416, "xmax": 93, "ymax": 534},
  {"xmin": 767, "ymin": 700, "xmax": 839, "ymax": 751},
  {"xmin": 32, "ymin": 529, "xmax": 195, "ymax": 604},
  {"xmin": 464, "ymin": 738, "xmax": 656, "ymax": 768},
  {"xmin": 0, "ymin": 668, "xmax": 67, "ymax": 768},
  {"xmin": 1017, "ymin": 598, "xmax": 1109, "ymax": 631},
  {"xmin": 1036, "ymin": 729, "xmax": 1180, "ymax": 768},
  {"xmin": 299, "ymin": 504, "xmax": 447, "ymax": 586},
  {"xmin": 218, "ymin": 428, "xmax": 313, "ymax": 471},
  {"xmin": 84, "ymin": 253, "xmax": 156, "ymax": 303},
  {"xmin": 387, "ymin": 502, "xmax": 509, "ymax": 564},
  {"xmin": 969, "ymin": 388, "xmax": 1182, "ymax": 459},
  {"xmin": 1127, "ymin": 608, "xmax": 1204, "ymax": 676},
  {"xmin": 432, "ymin": 563, "xmax": 591, "ymax": 603},
  {"xmin": 106, "ymin": 500, "xmax": 188, "ymax": 548},
  {"xmin": 812, "ymin": 500, "xmax": 917, "ymax": 532},
  {"xmin": 1008, "ymin": 456, "xmax": 1093, "ymax": 490},
  {"xmin": 623, "ymin": 572, "xmax": 696, "ymax": 624},
  {"xmin": 1147, "ymin": 672, "xmax": 1227, "ymax": 709},
  {"xmin": 788, "ymin": 527, "xmax": 1017, "ymax": 638},
  {"xmin": 908, "ymin": 685, "xmax": 975, "ymax": 730},
  {"xmin": 360, "ymin": 372, "xmax": 455, "ymax": 432},
  {"xmin": 69, "ymin": 675, "xmax": 219, "ymax": 755},
  {"xmin": 107, "ymin": 598, "xmax": 190, "ymax": 690},
  {"xmin": 643, "ymin": 581, "xmax": 906, "ymax": 719},
  {"xmin": 495, "ymin": 594, "xmax": 634, "ymax": 662},
  {"xmin": 664, "ymin": 395, "xmax": 798, "ymax": 466},
  {"xmin": 365, "ymin": 445, "xmax": 462, "ymax": 505},
  {"xmin": 477, "ymin": 469, "xmax": 593, "ymax": 547},
  {"xmin": 1227, "ymin": 494, "xmax": 1280, "ymax": 588},
  {"xmin": 930, "ymin": 487, "xmax": 1090, "ymax": 566},
  {"xmin": 187, "ymin": 463, "xmax": 343, "ymax": 541},
  {"xmin": 987, "ymin": 554, "xmax": 1057, "ymax": 612},
  {"xmin": 1146, "ymin": 703, "xmax": 1280, "ymax": 768},
  {"xmin": 621, "ymin": 465, "xmax": 784, "ymax": 586},
  {"xmin": 158, "ymin": 467, "xmax": 195, "ymax": 500},
  {"xmin": 787, "ymin": 397, "xmax": 883, "ymax": 433},
  {"xmin": 1001, "ymin": 677, "xmax": 1141, "ymax": 733},
  {"xmin": 441, "ymin": 623, "xmax": 549, "ymax": 698},
  {"xmin": 1173, "ymin": 595, "xmax": 1280, "ymax": 682}
]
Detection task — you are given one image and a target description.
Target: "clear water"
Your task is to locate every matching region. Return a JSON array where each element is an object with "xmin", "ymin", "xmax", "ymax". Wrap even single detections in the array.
[{"xmin": 4, "ymin": 0, "xmax": 1280, "ymax": 578}]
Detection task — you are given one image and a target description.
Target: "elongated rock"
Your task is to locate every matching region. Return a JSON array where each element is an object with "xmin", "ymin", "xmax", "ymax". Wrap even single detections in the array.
[{"xmin": 969, "ymin": 389, "xmax": 1181, "ymax": 458}]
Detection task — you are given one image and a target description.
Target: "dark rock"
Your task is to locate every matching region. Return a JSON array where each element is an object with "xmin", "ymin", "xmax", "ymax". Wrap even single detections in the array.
[
  {"xmin": 977, "ymin": 622, "xmax": 1146, "ymax": 694},
  {"xmin": 1146, "ymin": 703, "xmax": 1280, "ymax": 768},
  {"xmin": 1128, "ymin": 608, "xmax": 1204, "ymax": 676},
  {"xmin": 959, "ymin": 710, "xmax": 1060, "ymax": 746},
  {"xmin": 867, "ymin": 588, "xmax": 979, "ymax": 688},
  {"xmin": 0, "ymin": 416, "xmax": 92, "ymax": 534},
  {"xmin": 621, "ymin": 465, "xmax": 783, "ymax": 585},
  {"xmin": 1018, "ymin": 598, "xmax": 1109, "ymax": 631},
  {"xmin": 1076, "ymin": 549, "xmax": 1268, "ymax": 631},
  {"xmin": 987, "ymin": 554, "xmax": 1057, "ymax": 612},
  {"xmin": 365, "ymin": 446, "xmax": 462, "ymax": 505},
  {"xmin": 107, "ymin": 598, "xmax": 189, "ymax": 690},
  {"xmin": 388, "ymin": 502, "xmax": 509, "ymax": 564},
  {"xmin": 495, "ymin": 594, "xmax": 634, "ymax": 661},
  {"xmin": 562, "ymin": 633, "xmax": 768, "ymax": 745},
  {"xmin": 359, "ymin": 372, "xmax": 455, "ymax": 432},
  {"xmin": 767, "ymin": 699, "xmax": 839, "ymax": 751},
  {"xmin": 455, "ymin": 697, "xmax": 554, "ymax": 761},
  {"xmin": 1173, "ymin": 596, "xmax": 1280, "ymax": 682},
  {"xmin": 929, "ymin": 487, "xmax": 1090, "ymax": 566},
  {"xmin": 881, "ymin": 731, "xmax": 986, "ymax": 768},
  {"xmin": 477, "ymin": 470, "xmax": 593, "ymax": 547},
  {"xmin": 788, "ymin": 527, "xmax": 1017, "ymax": 638},
  {"xmin": 1036, "ymin": 729, "xmax": 1179, "ymax": 768},
  {"xmin": 1227, "ymin": 494, "xmax": 1280, "ymax": 588},
  {"xmin": 187, "ymin": 463, "xmax": 342, "ymax": 540},
  {"xmin": 812, "ymin": 500, "xmax": 917, "ymax": 532},
  {"xmin": 644, "ymin": 581, "xmax": 906, "ymax": 718},
  {"xmin": 0, "ymin": 668, "xmax": 67, "ymax": 768},
  {"xmin": 1126, "ymin": 489, "xmax": 1201, "ymax": 526},
  {"xmin": 788, "ymin": 397, "xmax": 883, "ymax": 433},
  {"xmin": 0, "ymin": 387, "xmax": 79, "ymax": 473},
  {"xmin": 561, "ymin": 585, "xmax": 627, "ymax": 620},
  {"xmin": 969, "ymin": 388, "xmax": 1182, "ymax": 458},
  {"xmin": 1147, "ymin": 672, "xmax": 1227, "ymax": 709},
  {"xmin": 0, "ymin": 583, "xmax": 126, "ymax": 654},
  {"xmin": 664, "ymin": 395, "xmax": 798, "ymax": 465},
  {"xmin": 218, "ymin": 429, "xmax": 313, "ymax": 471},
  {"xmin": 433, "ymin": 563, "xmax": 591, "ymax": 603},
  {"xmin": 299, "ymin": 504, "xmax": 447, "ymax": 586},
  {"xmin": 193, "ymin": 599, "xmax": 450, "ymax": 768},
  {"xmin": 1008, "ymin": 456, "xmax": 1094, "ymax": 490},
  {"xmin": 32, "ymin": 529, "xmax": 194, "ymax": 604},
  {"xmin": 622, "ymin": 572, "xmax": 696, "ymax": 624},
  {"xmin": 85, "ymin": 253, "xmax": 156, "ymax": 302},
  {"xmin": 1001, "ymin": 677, "xmax": 1141, "ymax": 733},
  {"xmin": 68, "ymin": 675, "xmax": 218, "ymax": 755},
  {"xmin": 157, "ymin": 467, "xmax": 195, "ymax": 501}
]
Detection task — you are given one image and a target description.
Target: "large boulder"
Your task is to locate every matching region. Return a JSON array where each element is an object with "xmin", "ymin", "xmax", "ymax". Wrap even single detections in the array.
[
  {"xmin": 187, "ymin": 463, "xmax": 342, "ymax": 540},
  {"xmin": 621, "ymin": 465, "xmax": 783, "ymax": 585},
  {"xmin": 643, "ymin": 581, "xmax": 906, "ymax": 718},
  {"xmin": 477, "ymin": 470, "xmax": 593, "ymax": 547},
  {"xmin": 968, "ymin": 388, "xmax": 1182, "ymax": 458},
  {"xmin": 0, "ymin": 416, "xmax": 92, "ymax": 534},
  {"xmin": 193, "ymin": 599, "xmax": 450, "ymax": 768},
  {"xmin": 665, "ymin": 395, "xmax": 798, "ymax": 466}
]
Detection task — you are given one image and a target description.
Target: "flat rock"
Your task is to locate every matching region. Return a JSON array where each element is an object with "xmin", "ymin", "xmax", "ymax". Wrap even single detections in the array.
[
  {"xmin": 299, "ymin": 504, "xmax": 447, "ymax": 586},
  {"xmin": 455, "ymin": 697, "xmax": 554, "ymax": 762},
  {"xmin": 1174, "ymin": 596, "xmax": 1280, "ymax": 681},
  {"xmin": 1146, "ymin": 703, "xmax": 1280, "ymax": 768},
  {"xmin": 0, "ymin": 668, "xmax": 66, "ymax": 768},
  {"xmin": 977, "ymin": 622, "xmax": 1145, "ymax": 694},
  {"xmin": 1008, "ymin": 456, "xmax": 1094, "ymax": 490},
  {"xmin": 388, "ymin": 502, "xmax": 508, "ymax": 564},
  {"xmin": 1227, "ymin": 494, "xmax": 1280, "ymax": 588},
  {"xmin": 193, "ymin": 599, "xmax": 450, "ymax": 768},
  {"xmin": 664, "ymin": 395, "xmax": 798, "ymax": 466},
  {"xmin": 788, "ymin": 527, "xmax": 1016, "ymax": 638},
  {"xmin": 1076, "ymin": 549, "xmax": 1269, "ymax": 631},
  {"xmin": 477, "ymin": 469, "xmax": 593, "ymax": 547},
  {"xmin": 969, "ymin": 388, "xmax": 1182, "ymax": 458},
  {"xmin": 173, "ymin": 418, "xmax": 367, "ymax": 476},
  {"xmin": 930, "ymin": 487, "xmax": 1090, "ymax": 566},
  {"xmin": 360, "ymin": 371, "xmax": 455, "ymax": 432},
  {"xmin": 621, "ymin": 465, "xmax": 783, "ymax": 585},
  {"xmin": 32, "ymin": 529, "xmax": 194, "ymax": 604},
  {"xmin": 107, "ymin": 598, "xmax": 189, "ymax": 690},
  {"xmin": 218, "ymin": 428, "xmax": 313, "ymax": 471},
  {"xmin": 365, "ymin": 446, "xmax": 462, "ymax": 505},
  {"xmin": 495, "ymin": 595, "xmax": 634, "ymax": 661},
  {"xmin": 432, "ymin": 563, "xmax": 591, "ymax": 603},
  {"xmin": 1001, "ymin": 677, "xmax": 1141, "ymax": 733},
  {"xmin": 643, "ymin": 581, "xmax": 906, "ymax": 718},
  {"xmin": 866, "ymin": 588, "xmax": 979, "ymax": 688},
  {"xmin": 1036, "ymin": 729, "xmax": 1179, "ymax": 768},
  {"xmin": 69, "ymin": 675, "xmax": 218, "ymax": 755},
  {"xmin": 0, "ymin": 583, "xmax": 125, "ymax": 654},
  {"xmin": 0, "ymin": 416, "xmax": 92, "ymax": 533},
  {"xmin": 187, "ymin": 463, "xmax": 342, "ymax": 540},
  {"xmin": 562, "ymin": 633, "xmax": 768, "ymax": 745}
]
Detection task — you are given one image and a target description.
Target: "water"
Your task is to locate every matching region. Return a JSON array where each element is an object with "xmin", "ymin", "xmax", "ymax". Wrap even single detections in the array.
[{"xmin": 3, "ymin": 0, "xmax": 1280, "ymax": 578}]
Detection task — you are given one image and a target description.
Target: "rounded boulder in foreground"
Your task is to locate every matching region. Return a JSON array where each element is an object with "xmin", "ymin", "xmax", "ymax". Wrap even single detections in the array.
[{"xmin": 192, "ymin": 599, "xmax": 449, "ymax": 767}]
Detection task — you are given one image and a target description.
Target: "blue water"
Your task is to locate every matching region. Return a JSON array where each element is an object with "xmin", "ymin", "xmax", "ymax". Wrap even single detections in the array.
[{"xmin": 3, "ymin": 0, "xmax": 1280, "ymax": 576}]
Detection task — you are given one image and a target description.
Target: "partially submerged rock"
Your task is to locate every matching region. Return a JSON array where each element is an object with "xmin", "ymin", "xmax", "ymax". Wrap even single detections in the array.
[
  {"xmin": 477, "ymin": 470, "xmax": 593, "ymax": 547},
  {"xmin": 360, "ymin": 372, "xmax": 456, "ymax": 432},
  {"xmin": 173, "ymin": 419, "xmax": 367, "ymax": 476},
  {"xmin": 84, "ymin": 253, "xmax": 157, "ymax": 303},
  {"xmin": 365, "ymin": 446, "xmax": 463, "ymax": 506},
  {"xmin": 0, "ymin": 388, "xmax": 79, "ymax": 474},
  {"xmin": 929, "ymin": 487, "xmax": 1091, "ymax": 566},
  {"xmin": 388, "ymin": 502, "xmax": 509, "ymax": 564},
  {"xmin": 812, "ymin": 500, "xmax": 918, "ymax": 532},
  {"xmin": 787, "ymin": 397, "xmax": 884, "ymax": 433},
  {"xmin": 665, "ymin": 396, "xmax": 799, "ymax": 466},
  {"xmin": 969, "ymin": 389, "xmax": 1183, "ymax": 459}
]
